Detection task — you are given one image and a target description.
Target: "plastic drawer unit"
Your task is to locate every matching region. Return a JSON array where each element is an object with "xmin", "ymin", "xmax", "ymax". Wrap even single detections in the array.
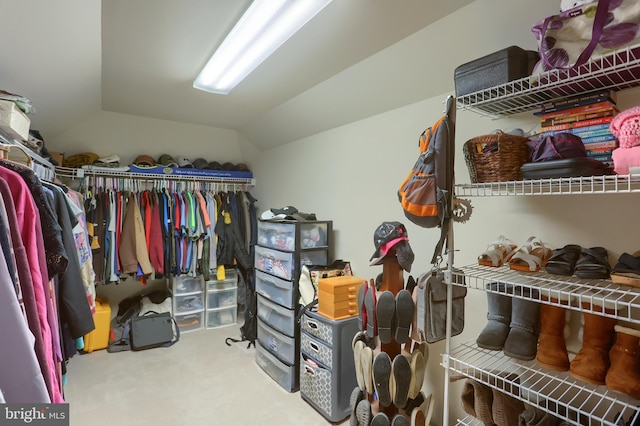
[
  {"xmin": 257, "ymin": 294, "xmax": 296, "ymax": 337},
  {"xmin": 174, "ymin": 312, "xmax": 204, "ymax": 332},
  {"xmin": 206, "ymin": 306, "xmax": 237, "ymax": 329},
  {"xmin": 207, "ymin": 287, "xmax": 237, "ymax": 309},
  {"xmin": 255, "ymin": 245, "xmax": 295, "ymax": 280},
  {"xmin": 299, "ymin": 310, "xmax": 359, "ymax": 423},
  {"xmin": 255, "ymin": 269, "xmax": 297, "ymax": 309},
  {"xmin": 256, "ymin": 341, "xmax": 299, "ymax": 393},
  {"xmin": 257, "ymin": 220, "xmax": 332, "ymax": 251},
  {"xmin": 255, "ymin": 245, "xmax": 328, "ymax": 281},
  {"xmin": 172, "ymin": 275, "xmax": 205, "ymax": 332},
  {"xmin": 257, "ymin": 318, "xmax": 299, "ymax": 365},
  {"xmin": 206, "ymin": 268, "xmax": 237, "ymax": 291}
]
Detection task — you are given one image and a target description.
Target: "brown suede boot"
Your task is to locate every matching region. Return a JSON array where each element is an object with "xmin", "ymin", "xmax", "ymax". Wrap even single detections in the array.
[
  {"xmin": 536, "ymin": 298, "xmax": 569, "ymax": 371},
  {"xmin": 605, "ymin": 325, "xmax": 640, "ymax": 399},
  {"xmin": 569, "ymin": 303, "xmax": 616, "ymax": 385}
]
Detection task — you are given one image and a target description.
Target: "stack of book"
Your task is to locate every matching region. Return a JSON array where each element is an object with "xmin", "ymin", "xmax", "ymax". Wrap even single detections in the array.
[{"xmin": 537, "ymin": 89, "xmax": 618, "ymax": 166}]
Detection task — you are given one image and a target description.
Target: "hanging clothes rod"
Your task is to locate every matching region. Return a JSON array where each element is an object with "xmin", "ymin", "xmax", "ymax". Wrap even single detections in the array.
[{"xmin": 55, "ymin": 166, "xmax": 255, "ymax": 186}]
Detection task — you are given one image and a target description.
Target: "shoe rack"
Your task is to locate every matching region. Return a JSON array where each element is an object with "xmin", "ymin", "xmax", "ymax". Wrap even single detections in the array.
[
  {"xmin": 377, "ymin": 256, "xmax": 405, "ymax": 420},
  {"xmin": 444, "ymin": 44, "xmax": 640, "ymax": 426}
]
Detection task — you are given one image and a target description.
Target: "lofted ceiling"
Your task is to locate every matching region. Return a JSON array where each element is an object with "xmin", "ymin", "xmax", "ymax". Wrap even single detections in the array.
[{"xmin": 0, "ymin": 0, "xmax": 474, "ymax": 150}]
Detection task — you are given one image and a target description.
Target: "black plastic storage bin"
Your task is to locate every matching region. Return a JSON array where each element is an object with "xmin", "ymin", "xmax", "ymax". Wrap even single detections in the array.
[{"xmin": 455, "ymin": 46, "xmax": 539, "ymax": 97}]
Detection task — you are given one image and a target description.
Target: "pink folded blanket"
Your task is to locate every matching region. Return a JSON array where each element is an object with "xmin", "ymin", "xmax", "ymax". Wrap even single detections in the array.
[{"xmin": 612, "ymin": 146, "xmax": 640, "ymax": 174}]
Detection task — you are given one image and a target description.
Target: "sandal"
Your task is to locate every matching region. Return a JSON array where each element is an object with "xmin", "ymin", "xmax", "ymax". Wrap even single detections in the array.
[
  {"xmin": 610, "ymin": 251, "xmax": 640, "ymax": 288},
  {"xmin": 478, "ymin": 235, "xmax": 517, "ymax": 267},
  {"xmin": 545, "ymin": 244, "xmax": 582, "ymax": 276},
  {"xmin": 508, "ymin": 236, "xmax": 552, "ymax": 272},
  {"xmin": 574, "ymin": 247, "xmax": 611, "ymax": 279}
]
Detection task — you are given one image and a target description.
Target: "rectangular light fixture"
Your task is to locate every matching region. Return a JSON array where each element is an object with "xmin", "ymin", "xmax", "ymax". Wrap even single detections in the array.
[{"xmin": 193, "ymin": 0, "xmax": 332, "ymax": 95}]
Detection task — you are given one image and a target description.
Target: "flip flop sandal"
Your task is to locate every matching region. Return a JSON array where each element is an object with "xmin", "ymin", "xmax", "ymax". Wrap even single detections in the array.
[
  {"xmin": 611, "ymin": 251, "xmax": 640, "ymax": 288},
  {"xmin": 574, "ymin": 247, "xmax": 611, "ymax": 279},
  {"xmin": 478, "ymin": 235, "xmax": 518, "ymax": 267},
  {"xmin": 508, "ymin": 236, "xmax": 552, "ymax": 272},
  {"xmin": 545, "ymin": 244, "xmax": 582, "ymax": 276}
]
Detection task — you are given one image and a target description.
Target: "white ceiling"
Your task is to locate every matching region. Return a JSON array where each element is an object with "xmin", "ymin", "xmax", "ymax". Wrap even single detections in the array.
[{"xmin": 1, "ymin": 0, "xmax": 474, "ymax": 150}]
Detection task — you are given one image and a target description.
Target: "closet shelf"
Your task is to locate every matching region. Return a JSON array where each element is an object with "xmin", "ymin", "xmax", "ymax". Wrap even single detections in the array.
[
  {"xmin": 444, "ymin": 341, "xmax": 640, "ymax": 426},
  {"xmin": 55, "ymin": 166, "xmax": 255, "ymax": 186},
  {"xmin": 455, "ymin": 174, "xmax": 640, "ymax": 196},
  {"xmin": 452, "ymin": 264, "xmax": 640, "ymax": 326},
  {"xmin": 456, "ymin": 44, "xmax": 640, "ymax": 117}
]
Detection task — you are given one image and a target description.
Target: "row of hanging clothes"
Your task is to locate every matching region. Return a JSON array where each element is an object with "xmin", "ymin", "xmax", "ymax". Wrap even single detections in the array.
[
  {"xmin": 0, "ymin": 152, "xmax": 96, "ymax": 405},
  {"xmin": 79, "ymin": 176, "xmax": 257, "ymax": 288}
]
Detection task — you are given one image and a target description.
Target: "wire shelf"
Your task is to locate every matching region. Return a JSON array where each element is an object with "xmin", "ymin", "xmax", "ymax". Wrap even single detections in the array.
[
  {"xmin": 457, "ymin": 415, "xmax": 484, "ymax": 425},
  {"xmin": 455, "ymin": 174, "xmax": 640, "ymax": 196},
  {"xmin": 444, "ymin": 341, "xmax": 640, "ymax": 426},
  {"xmin": 456, "ymin": 44, "xmax": 640, "ymax": 117},
  {"xmin": 452, "ymin": 264, "xmax": 640, "ymax": 325},
  {"xmin": 55, "ymin": 166, "xmax": 255, "ymax": 186}
]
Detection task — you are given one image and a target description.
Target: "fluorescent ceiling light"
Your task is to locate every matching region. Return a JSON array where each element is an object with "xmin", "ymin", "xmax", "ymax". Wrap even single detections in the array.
[{"xmin": 193, "ymin": 0, "xmax": 332, "ymax": 95}]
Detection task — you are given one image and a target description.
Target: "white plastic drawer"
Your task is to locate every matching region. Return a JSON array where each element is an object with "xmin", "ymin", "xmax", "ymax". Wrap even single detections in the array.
[
  {"xmin": 206, "ymin": 306, "xmax": 237, "ymax": 329},
  {"xmin": 299, "ymin": 250, "xmax": 329, "ymax": 270},
  {"xmin": 255, "ymin": 245, "xmax": 294, "ymax": 280},
  {"xmin": 255, "ymin": 269, "xmax": 296, "ymax": 309},
  {"xmin": 258, "ymin": 318, "xmax": 298, "ymax": 365},
  {"xmin": 206, "ymin": 268, "xmax": 237, "ymax": 291},
  {"xmin": 256, "ymin": 341, "xmax": 298, "ymax": 393},
  {"xmin": 257, "ymin": 221, "xmax": 330, "ymax": 251},
  {"xmin": 173, "ymin": 275, "xmax": 203, "ymax": 295},
  {"xmin": 207, "ymin": 287, "xmax": 237, "ymax": 309},
  {"xmin": 175, "ymin": 311, "xmax": 203, "ymax": 333},
  {"xmin": 174, "ymin": 293, "xmax": 204, "ymax": 314},
  {"xmin": 257, "ymin": 294, "xmax": 296, "ymax": 337},
  {"xmin": 258, "ymin": 221, "xmax": 297, "ymax": 251}
]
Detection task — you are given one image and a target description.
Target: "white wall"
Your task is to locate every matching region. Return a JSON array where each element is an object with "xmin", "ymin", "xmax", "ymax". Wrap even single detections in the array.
[
  {"xmin": 251, "ymin": 0, "xmax": 640, "ymax": 424},
  {"xmin": 42, "ymin": 0, "xmax": 640, "ymax": 423},
  {"xmin": 50, "ymin": 110, "xmax": 260, "ymax": 167}
]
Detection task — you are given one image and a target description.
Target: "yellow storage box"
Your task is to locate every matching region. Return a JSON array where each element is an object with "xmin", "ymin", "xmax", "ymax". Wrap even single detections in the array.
[
  {"xmin": 83, "ymin": 299, "xmax": 111, "ymax": 353},
  {"xmin": 317, "ymin": 276, "xmax": 364, "ymax": 320}
]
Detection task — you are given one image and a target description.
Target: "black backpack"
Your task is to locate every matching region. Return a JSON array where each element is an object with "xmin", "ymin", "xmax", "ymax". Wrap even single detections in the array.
[{"xmin": 225, "ymin": 267, "xmax": 257, "ymax": 349}]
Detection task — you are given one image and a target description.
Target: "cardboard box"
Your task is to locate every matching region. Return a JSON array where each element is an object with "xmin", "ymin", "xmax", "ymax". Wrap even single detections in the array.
[
  {"xmin": 49, "ymin": 151, "xmax": 64, "ymax": 166},
  {"xmin": 0, "ymin": 99, "xmax": 30, "ymax": 141}
]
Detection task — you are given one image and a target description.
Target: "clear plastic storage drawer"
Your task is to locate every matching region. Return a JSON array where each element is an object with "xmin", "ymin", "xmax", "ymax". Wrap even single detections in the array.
[
  {"xmin": 173, "ymin": 275, "xmax": 203, "ymax": 295},
  {"xmin": 257, "ymin": 318, "xmax": 298, "ymax": 365},
  {"xmin": 206, "ymin": 306, "xmax": 237, "ymax": 329},
  {"xmin": 207, "ymin": 287, "xmax": 237, "ymax": 309},
  {"xmin": 255, "ymin": 269, "xmax": 296, "ymax": 309},
  {"xmin": 255, "ymin": 245, "xmax": 294, "ymax": 280},
  {"xmin": 256, "ymin": 341, "xmax": 298, "ymax": 393},
  {"xmin": 174, "ymin": 293, "xmax": 204, "ymax": 314},
  {"xmin": 206, "ymin": 268, "xmax": 237, "ymax": 291},
  {"xmin": 257, "ymin": 294, "xmax": 296, "ymax": 337},
  {"xmin": 257, "ymin": 221, "xmax": 330, "ymax": 251},
  {"xmin": 175, "ymin": 311, "xmax": 203, "ymax": 333}
]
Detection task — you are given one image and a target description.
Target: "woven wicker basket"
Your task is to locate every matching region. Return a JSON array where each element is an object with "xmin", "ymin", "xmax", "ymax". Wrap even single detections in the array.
[{"xmin": 463, "ymin": 133, "xmax": 530, "ymax": 183}]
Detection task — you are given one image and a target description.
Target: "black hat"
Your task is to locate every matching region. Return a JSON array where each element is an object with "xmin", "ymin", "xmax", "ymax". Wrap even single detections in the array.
[{"xmin": 369, "ymin": 221, "xmax": 414, "ymax": 272}]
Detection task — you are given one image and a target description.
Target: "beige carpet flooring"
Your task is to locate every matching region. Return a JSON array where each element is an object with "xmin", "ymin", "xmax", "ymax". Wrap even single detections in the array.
[{"xmin": 64, "ymin": 325, "xmax": 346, "ymax": 426}]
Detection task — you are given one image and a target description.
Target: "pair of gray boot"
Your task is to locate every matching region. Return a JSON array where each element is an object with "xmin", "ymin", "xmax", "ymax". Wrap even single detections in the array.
[{"xmin": 476, "ymin": 283, "xmax": 540, "ymax": 361}]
